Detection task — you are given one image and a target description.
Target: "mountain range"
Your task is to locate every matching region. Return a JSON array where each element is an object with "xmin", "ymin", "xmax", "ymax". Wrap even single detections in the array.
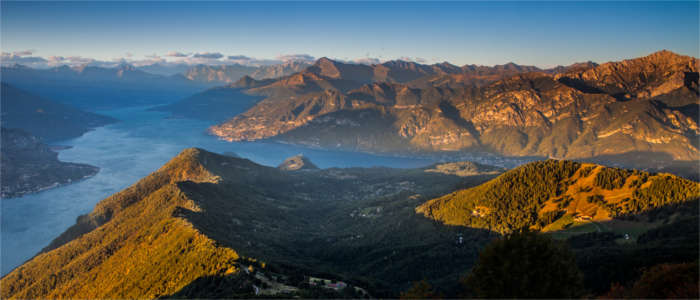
[
  {"xmin": 205, "ymin": 51, "xmax": 698, "ymax": 175},
  {"xmin": 1, "ymin": 83, "xmax": 116, "ymax": 142},
  {"xmin": 0, "ymin": 64, "xmax": 209, "ymax": 110},
  {"xmin": 2, "ymin": 148, "xmax": 696, "ymax": 297},
  {"xmin": 183, "ymin": 61, "xmax": 312, "ymax": 84}
]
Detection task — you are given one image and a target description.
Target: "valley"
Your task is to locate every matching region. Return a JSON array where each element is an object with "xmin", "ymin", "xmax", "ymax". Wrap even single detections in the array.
[
  {"xmin": 1, "ymin": 104, "xmax": 487, "ymax": 276},
  {"xmin": 2, "ymin": 147, "xmax": 697, "ymax": 298},
  {"xmin": 2, "ymin": 1, "xmax": 699, "ymax": 298},
  {"xmin": 1, "ymin": 51, "xmax": 698, "ymax": 297}
]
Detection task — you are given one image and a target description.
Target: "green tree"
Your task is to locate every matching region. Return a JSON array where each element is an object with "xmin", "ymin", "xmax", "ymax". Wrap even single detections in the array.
[{"xmin": 463, "ymin": 230, "xmax": 584, "ymax": 298}]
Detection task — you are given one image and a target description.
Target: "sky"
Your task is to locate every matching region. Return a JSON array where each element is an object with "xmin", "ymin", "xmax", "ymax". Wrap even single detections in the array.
[{"xmin": 1, "ymin": 1, "xmax": 698, "ymax": 68}]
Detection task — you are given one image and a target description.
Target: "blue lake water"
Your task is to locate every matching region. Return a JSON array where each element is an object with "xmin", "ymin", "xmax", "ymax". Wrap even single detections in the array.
[{"xmin": 1, "ymin": 106, "xmax": 437, "ymax": 275}]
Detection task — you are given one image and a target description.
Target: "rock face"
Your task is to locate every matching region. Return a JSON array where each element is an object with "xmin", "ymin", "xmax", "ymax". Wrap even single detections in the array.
[
  {"xmin": 210, "ymin": 51, "xmax": 699, "ymax": 163},
  {"xmin": 0, "ymin": 128, "xmax": 99, "ymax": 198},
  {"xmin": 277, "ymin": 155, "xmax": 319, "ymax": 171}
]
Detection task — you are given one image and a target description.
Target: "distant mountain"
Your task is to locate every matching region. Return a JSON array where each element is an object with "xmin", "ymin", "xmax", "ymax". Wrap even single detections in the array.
[
  {"xmin": 151, "ymin": 86, "xmax": 263, "ymax": 122},
  {"xmin": 209, "ymin": 51, "xmax": 699, "ymax": 174},
  {"xmin": 251, "ymin": 61, "xmax": 313, "ymax": 80},
  {"xmin": 417, "ymin": 160, "xmax": 700, "ymax": 233},
  {"xmin": 183, "ymin": 64, "xmax": 259, "ymax": 84},
  {"xmin": 0, "ymin": 64, "xmax": 209, "ymax": 110},
  {"xmin": 277, "ymin": 154, "xmax": 319, "ymax": 171},
  {"xmin": 182, "ymin": 61, "xmax": 312, "ymax": 85},
  {"xmin": 137, "ymin": 62, "xmax": 191, "ymax": 76},
  {"xmin": 545, "ymin": 61, "xmax": 599, "ymax": 74},
  {"xmin": 1, "ymin": 83, "xmax": 116, "ymax": 142},
  {"xmin": 0, "ymin": 128, "xmax": 99, "ymax": 198}
]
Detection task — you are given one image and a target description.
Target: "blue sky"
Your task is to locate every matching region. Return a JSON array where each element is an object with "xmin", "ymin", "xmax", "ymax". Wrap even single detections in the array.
[{"xmin": 1, "ymin": 1, "xmax": 698, "ymax": 68}]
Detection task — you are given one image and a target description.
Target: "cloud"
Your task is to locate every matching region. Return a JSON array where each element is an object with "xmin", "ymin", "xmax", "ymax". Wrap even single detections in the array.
[
  {"xmin": 1, "ymin": 52, "xmax": 48, "ymax": 67},
  {"xmin": 276, "ymin": 54, "xmax": 315, "ymax": 62},
  {"xmin": 12, "ymin": 50, "xmax": 34, "ymax": 56},
  {"xmin": 398, "ymin": 56, "xmax": 427, "ymax": 64},
  {"xmin": 166, "ymin": 51, "xmax": 190, "ymax": 57},
  {"xmin": 353, "ymin": 57, "xmax": 382, "ymax": 65},
  {"xmin": 227, "ymin": 55, "xmax": 252, "ymax": 60},
  {"xmin": 113, "ymin": 55, "xmax": 166, "ymax": 67},
  {"xmin": 193, "ymin": 52, "xmax": 224, "ymax": 59}
]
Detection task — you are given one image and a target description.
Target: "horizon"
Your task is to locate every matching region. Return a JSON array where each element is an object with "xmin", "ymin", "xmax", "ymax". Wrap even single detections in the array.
[
  {"xmin": 1, "ymin": 49, "xmax": 693, "ymax": 72},
  {"xmin": 1, "ymin": 1, "xmax": 698, "ymax": 69}
]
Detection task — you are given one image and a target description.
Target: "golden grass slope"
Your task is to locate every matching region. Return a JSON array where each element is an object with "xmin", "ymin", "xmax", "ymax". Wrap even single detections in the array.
[{"xmin": 0, "ymin": 148, "xmax": 240, "ymax": 299}]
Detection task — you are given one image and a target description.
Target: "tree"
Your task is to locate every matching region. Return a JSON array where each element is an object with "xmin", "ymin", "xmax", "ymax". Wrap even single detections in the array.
[
  {"xmin": 400, "ymin": 279, "xmax": 441, "ymax": 299},
  {"xmin": 604, "ymin": 261, "xmax": 699, "ymax": 299},
  {"xmin": 462, "ymin": 230, "xmax": 585, "ymax": 298}
]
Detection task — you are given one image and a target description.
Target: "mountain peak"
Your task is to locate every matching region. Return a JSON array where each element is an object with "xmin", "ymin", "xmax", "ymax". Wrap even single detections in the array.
[
  {"xmin": 643, "ymin": 49, "xmax": 695, "ymax": 64},
  {"xmin": 310, "ymin": 57, "xmax": 342, "ymax": 78},
  {"xmin": 277, "ymin": 154, "xmax": 319, "ymax": 171},
  {"xmin": 314, "ymin": 57, "xmax": 335, "ymax": 64}
]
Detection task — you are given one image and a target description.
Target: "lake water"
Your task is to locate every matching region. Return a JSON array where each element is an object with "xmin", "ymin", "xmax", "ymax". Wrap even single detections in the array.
[{"xmin": 0, "ymin": 106, "xmax": 437, "ymax": 275}]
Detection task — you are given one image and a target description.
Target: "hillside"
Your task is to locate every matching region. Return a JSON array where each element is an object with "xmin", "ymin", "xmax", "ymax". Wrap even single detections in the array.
[
  {"xmin": 1, "ymin": 83, "xmax": 116, "ymax": 142},
  {"xmin": 1, "ymin": 148, "xmax": 501, "ymax": 298},
  {"xmin": 3, "ymin": 150, "xmax": 697, "ymax": 297},
  {"xmin": 152, "ymin": 86, "xmax": 263, "ymax": 122},
  {"xmin": 209, "ymin": 51, "xmax": 699, "ymax": 171},
  {"xmin": 417, "ymin": 160, "xmax": 700, "ymax": 233},
  {"xmin": 0, "ymin": 128, "xmax": 99, "ymax": 198}
]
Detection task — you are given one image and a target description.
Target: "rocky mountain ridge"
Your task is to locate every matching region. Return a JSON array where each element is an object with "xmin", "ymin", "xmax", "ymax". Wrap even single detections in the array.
[{"xmin": 209, "ymin": 51, "xmax": 699, "ymax": 168}]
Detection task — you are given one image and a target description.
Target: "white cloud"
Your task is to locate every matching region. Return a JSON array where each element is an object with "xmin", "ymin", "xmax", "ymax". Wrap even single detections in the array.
[
  {"xmin": 165, "ymin": 51, "xmax": 190, "ymax": 57},
  {"xmin": 398, "ymin": 56, "xmax": 427, "ymax": 63},
  {"xmin": 1, "ymin": 52, "xmax": 49, "ymax": 68},
  {"xmin": 193, "ymin": 52, "xmax": 224, "ymax": 59},
  {"xmin": 353, "ymin": 57, "xmax": 383, "ymax": 65},
  {"xmin": 276, "ymin": 54, "xmax": 315, "ymax": 62},
  {"xmin": 2, "ymin": 51, "xmax": 435, "ymax": 71},
  {"xmin": 227, "ymin": 55, "xmax": 252, "ymax": 60},
  {"xmin": 13, "ymin": 50, "xmax": 35, "ymax": 56}
]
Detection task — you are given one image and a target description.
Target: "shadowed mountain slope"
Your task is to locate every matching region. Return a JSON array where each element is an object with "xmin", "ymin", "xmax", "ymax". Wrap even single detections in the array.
[
  {"xmin": 2, "ymin": 150, "xmax": 697, "ymax": 297},
  {"xmin": 1, "ymin": 83, "xmax": 116, "ymax": 142},
  {"xmin": 1, "ymin": 148, "xmax": 501, "ymax": 298}
]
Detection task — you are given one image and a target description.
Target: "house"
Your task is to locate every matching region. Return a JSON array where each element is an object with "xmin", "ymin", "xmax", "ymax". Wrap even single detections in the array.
[{"xmin": 573, "ymin": 214, "xmax": 592, "ymax": 222}]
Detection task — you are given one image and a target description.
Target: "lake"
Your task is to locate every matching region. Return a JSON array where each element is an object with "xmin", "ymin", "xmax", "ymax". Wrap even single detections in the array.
[{"xmin": 1, "ymin": 105, "xmax": 438, "ymax": 275}]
